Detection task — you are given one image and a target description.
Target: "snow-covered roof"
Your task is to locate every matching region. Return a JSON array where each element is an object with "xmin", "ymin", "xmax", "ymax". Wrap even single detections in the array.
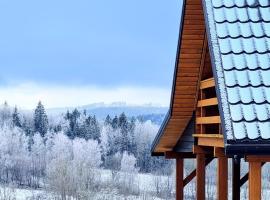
[{"xmin": 204, "ymin": 0, "xmax": 270, "ymax": 148}]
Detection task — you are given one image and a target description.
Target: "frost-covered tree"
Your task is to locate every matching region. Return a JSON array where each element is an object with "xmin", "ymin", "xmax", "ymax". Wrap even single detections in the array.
[
  {"xmin": 46, "ymin": 133, "xmax": 102, "ymax": 198},
  {"xmin": 100, "ymin": 125, "xmax": 109, "ymax": 163},
  {"xmin": 111, "ymin": 116, "xmax": 118, "ymax": 130},
  {"xmin": 0, "ymin": 101, "xmax": 12, "ymax": 125},
  {"xmin": 104, "ymin": 115, "xmax": 112, "ymax": 126},
  {"xmin": 12, "ymin": 106, "xmax": 22, "ymax": 127},
  {"xmin": 0, "ymin": 124, "xmax": 29, "ymax": 186},
  {"xmin": 65, "ymin": 109, "xmax": 80, "ymax": 139},
  {"xmin": 0, "ymin": 103, "xmax": 176, "ymax": 198},
  {"xmin": 118, "ymin": 151, "xmax": 139, "ymax": 195},
  {"xmin": 118, "ymin": 113, "xmax": 130, "ymax": 152},
  {"xmin": 29, "ymin": 134, "xmax": 47, "ymax": 188},
  {"xmin": 46, "ymin": 133, "xmax": 73, "ymax": 198},
  {"xmin": 34, "ymin": 101, "xmax": 48, "ymax": 137},
  {"xmin": 84, "ymin": 115, "xmax": 100, "ymax": 141},
  {"xmin": 72, "ymin": 138, "xmax": 102, "ymax": 191}
]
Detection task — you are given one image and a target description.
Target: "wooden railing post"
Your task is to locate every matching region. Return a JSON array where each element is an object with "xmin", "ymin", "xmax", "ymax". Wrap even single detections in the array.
[{"xmin": 176, "ymin": 158, "xmax": 184, "ymax": 200}]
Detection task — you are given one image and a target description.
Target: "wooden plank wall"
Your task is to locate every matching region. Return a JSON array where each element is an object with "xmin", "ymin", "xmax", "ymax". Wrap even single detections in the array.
[{"xmin": 155, "ymin": 0, "xmax": 206, "ymax": 153}]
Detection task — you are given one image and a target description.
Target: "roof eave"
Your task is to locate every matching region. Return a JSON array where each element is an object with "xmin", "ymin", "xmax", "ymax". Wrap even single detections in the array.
[
  {"xmin": 151, "ymin": 110, "xmax": 171, "ymax": 156},
  {"xmin": 151, "ymin": 1, "xmax": 186, "ymax": 156},
  {"xmin": 226, "ymin": 144, "xmax": 270, "ymax": 156}
]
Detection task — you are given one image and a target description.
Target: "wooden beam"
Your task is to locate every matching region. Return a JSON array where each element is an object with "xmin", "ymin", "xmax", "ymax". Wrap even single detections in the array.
[
  {"xmin": 193, "ymin": 145, "xmax": 212, "ymax": 155},
  {"xmin": 193, "ymin": 134, "xmax": 223, "ymax": 138},
  {"xmin": 249, "ymin": 161, "xmax": 261, "ymax": 200},
  {"xmin": 196, "ymin": 153, "xmax": 205, "ymax": 200},
  {"xmin": 217, "ymin": 157, "xmax": 228, "ymax": 200},
  {"xmin": 246, "ymin": 155, "xmax": 270, "ymax": 162},
  {"xmin": 198, "ymin": 137, "xmax": 224, "ymax": 148},
  {"xmin": 165, "ymin": 151, "xmax": 195, "ymax": 159},
  {"xmin": 196, "ymin": 116, "xmax": 221, "ymax": 124},
  {"xmin": 176, "ymin": 158, "xmax": 184, "ymax": 200},
  {"xmin": 200, "ymin": 78, "xmax": 215, "ymax": 89},
  {"xmin": 232, "ymin": 157, "xmax": 241, "ymax": 200},
  {"xmin": 214, "ymin": 147, "xmax": 225, "ymax": 157},
  {"xmin": 184, "ymin": 169, "xmax": 196, "ymax": 187},
  {"xmin": 197, "ymin": 98, "xmax": 218, "ymax": 107}
]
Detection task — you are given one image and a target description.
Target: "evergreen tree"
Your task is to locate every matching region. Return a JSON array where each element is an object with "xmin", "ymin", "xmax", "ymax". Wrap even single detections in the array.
[
  {"xmin": 129, "ymin": 117, "xmax": 137, "ymax": 155},
  {"xmin": 12, "ymin": 106, "xmax": 22, "ymax": 127},
  {"xmin": 84, "ymin": 115, "xmax": 101, "ymax": 141},
  {"xmin": 104, "ymin": 115, "xmax": 112, "ymax": 126},
  {"xmin": 22, "ymin": 116, "xmax": 33, "ymax": 137},
  {"xmin": 118, "ymin": 113, "xmax": 129, "ymax": 152},
  {"xmin": 91, "ymin": 115, "xmax": 101, "ymax": 141},
  {"xmin": 119, "ymin": 113, "xmax": 128, "ymax": 132},
  {"xmin": 66, "ymin": 109, "xmax": 80, "ymax": 139},
  {"xmin": 83, "ymin": 109, "xmax": 87, "ymax": 117},
  {"xmin": 65, "ymin": 110, "xmax": 71, "ymax": 120},
  {"xmin": 0, "ymin": 101, "xmax": 11, "ymax": 123},
  {"xmin": 34, "ymin": 101, "xmax": 48, "ymax": 137},
  {"xmin": 111, "ymin": 116, "xmax": 118, "ymax": 130}
]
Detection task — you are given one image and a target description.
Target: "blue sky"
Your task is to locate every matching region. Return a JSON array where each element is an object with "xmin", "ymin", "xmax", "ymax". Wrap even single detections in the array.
[{"xmin": 0, "ymin": 0, "xmax": 182, "ymax": 108}]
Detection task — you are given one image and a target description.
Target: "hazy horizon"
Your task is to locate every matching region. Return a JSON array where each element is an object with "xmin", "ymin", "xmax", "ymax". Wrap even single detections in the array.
[{"xmin": 0, "ymin": 0, "xmax": 182, "ymax": 109}]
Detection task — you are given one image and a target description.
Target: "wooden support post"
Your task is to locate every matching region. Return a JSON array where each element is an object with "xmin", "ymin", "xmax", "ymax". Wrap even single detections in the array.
[
  {"xmin": 217, "ymin": 157, "xmax": 228, "ymax": 200},
  {"xmin": 215, "ymin": 148, "xmax": 228, "ymax": 200},
  {"xmin": 249, "ymin": 161, "xmax": 261, "ymax": 200},
  {"xmin": 232, "ymin": 156, "xmax": 241, "ymax": 200},
  {"xmin": 196, "ymin": 153, "xmax": 205, "ymax": 200},
  {"xmin": 176, "ymin": 158, "xmax": 184, "ymax": 200}
]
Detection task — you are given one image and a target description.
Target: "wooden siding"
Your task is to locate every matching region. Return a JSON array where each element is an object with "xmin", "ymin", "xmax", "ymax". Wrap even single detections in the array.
[
  {"xmin": 155, "ymin": 0, "xmax": 206, "ymax": 153},
  {"xmin": 173, "ymin": 116, "xmax": 195, "ymax": 153}
]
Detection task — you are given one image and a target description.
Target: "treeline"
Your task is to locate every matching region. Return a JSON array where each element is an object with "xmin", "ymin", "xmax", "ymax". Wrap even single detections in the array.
[{"xmin": 0, "ymin": 101, "xmax": 172, "ymax": 174}]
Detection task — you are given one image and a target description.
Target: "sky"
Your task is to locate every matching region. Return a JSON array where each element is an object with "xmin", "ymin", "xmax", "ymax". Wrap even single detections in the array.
[{"xmin": 0, "ymin": 0, "xmax": 182, "ymax": 109}]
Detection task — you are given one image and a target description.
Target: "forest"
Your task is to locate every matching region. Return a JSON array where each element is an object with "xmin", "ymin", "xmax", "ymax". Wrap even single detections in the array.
[{"xmin": 0, "ymin": 102, "xmax": 174, "ymax": 200}]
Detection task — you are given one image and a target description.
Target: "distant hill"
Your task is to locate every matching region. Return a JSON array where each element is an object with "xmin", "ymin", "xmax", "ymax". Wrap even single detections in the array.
[{"xmin": 47, "ymin": 102, "xmax": 168, "ymax": 124}]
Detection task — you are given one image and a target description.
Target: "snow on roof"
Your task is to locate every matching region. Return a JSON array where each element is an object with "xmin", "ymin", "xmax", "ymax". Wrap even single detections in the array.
[{"xmin": 204, "ymin": 0, "xmax": 270, "ymax": 143}]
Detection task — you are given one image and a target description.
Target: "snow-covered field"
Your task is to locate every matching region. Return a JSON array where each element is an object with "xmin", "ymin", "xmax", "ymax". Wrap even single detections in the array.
[{"xmin": 0, "ymin": 170, "xmax": 174, "ymax": 200}]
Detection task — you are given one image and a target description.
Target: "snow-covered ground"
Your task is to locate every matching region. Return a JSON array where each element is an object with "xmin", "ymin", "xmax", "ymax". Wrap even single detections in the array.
[{"xmin": 0, "ymin": 170, "xmax": 174, "ymax": 200}]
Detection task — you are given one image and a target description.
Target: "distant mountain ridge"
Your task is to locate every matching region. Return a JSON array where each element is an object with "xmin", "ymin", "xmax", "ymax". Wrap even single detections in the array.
[{"xmin": 47, "ymin": 102, "xmax": 168, "ymax": 124}]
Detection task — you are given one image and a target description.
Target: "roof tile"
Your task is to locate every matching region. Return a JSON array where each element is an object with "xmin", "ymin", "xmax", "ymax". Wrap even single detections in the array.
[
  {"xmin": 258, "ymin": 122, "xmax": 270, "ymax": 139},
  {"xmin": 232, "ymin": 122, "xmax": 246, "ymax": 139},
  {"xmin": 205, "ymin": 0, "xmax": 270, "ymax": 142},
  {"xmin": 245, "ymin": 122, "xmax": 259, "ymax": 139}
]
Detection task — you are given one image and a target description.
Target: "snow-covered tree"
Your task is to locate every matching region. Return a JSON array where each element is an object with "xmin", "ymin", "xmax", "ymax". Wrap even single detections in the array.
[
  {"xmin": 111, "ymin": 116, "xmax": 118, "ymax": 130},
  {"xmin": 118, "ymin": 151, "xmax": 139, "ymax": 195},
  {"xmin": 0, "ymin": 102, "xmax": 12, "ymax": 125},
  {"xmin": 12, "ymin": 106, "xmax": 22, "ymax": 127},
  {"xmin": 34, "ymin": 101, "xmax": 48, "ymax": 137},
  {"xmin": 104, "ymin": 114, "xmax": 112, "ymax": 126}
]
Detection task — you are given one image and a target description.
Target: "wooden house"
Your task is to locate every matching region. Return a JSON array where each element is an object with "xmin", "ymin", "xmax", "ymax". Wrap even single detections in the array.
[{"xmin": 151, "ymin": 0, "xmax": 270, "ymax": 199}]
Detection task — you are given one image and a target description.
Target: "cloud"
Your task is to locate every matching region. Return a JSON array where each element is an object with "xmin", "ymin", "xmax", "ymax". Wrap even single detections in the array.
[{"xmin": 0, "ymin": 82, "xmax": 170, "ymax": 109}]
